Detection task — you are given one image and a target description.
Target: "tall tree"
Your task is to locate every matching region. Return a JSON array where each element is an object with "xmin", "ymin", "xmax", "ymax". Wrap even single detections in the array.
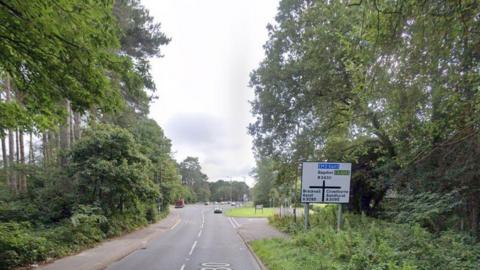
[
  {"xmin": 0, "ymin": 0, "xmax": 136, "ymax": 132},
  {"xmin": 250, "ymin": 0, "xmax": 480, "ymax": 234},
  {"xmin": 179, "ymin": 157, "xmax": 210, "ymax": 202}
]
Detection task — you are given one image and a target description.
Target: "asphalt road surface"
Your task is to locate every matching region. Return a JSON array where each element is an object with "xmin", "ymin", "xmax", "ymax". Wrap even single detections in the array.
[{"xmin": 107, "ymin": 204, "xmax": 261, "ymax": 270}]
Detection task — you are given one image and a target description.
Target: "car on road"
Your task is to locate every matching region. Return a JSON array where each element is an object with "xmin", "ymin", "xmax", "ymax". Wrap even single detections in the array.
[
  {"xmin": 175, "ymin": 199, "xmax": 185, "ymax": 208},
  {"xmin": 230, "ymin": 202, "xmax": 236, "ymax": 206},
  {"xmin": 214, "ymin": 207, "xmax": 223, "ymax": 214},
  {"xmin": 204, "ymin": 201, "xmax": 209, "ymax": 205}
]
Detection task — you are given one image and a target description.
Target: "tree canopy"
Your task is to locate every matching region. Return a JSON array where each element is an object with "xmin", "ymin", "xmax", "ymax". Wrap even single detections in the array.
[{"xmin": 250, "ymin": 0, "xmax": 480, "ymax": 235}]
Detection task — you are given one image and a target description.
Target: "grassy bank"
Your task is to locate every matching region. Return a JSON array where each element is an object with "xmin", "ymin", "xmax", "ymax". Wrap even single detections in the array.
[
  {"xmin": 251, "ymin": 206, "xmax": 480, "ymax": 270},
  {"xmin": 225, "ymin": 207, "xmax": 276, "ymax": 218}
]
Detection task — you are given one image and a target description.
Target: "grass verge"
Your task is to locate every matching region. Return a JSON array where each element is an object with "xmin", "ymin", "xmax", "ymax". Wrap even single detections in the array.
[
  {"xmin": 250, "ymin": 206, "xmax": 480, "ymax": 270},
  {"xmin": 225, "ymin": 207, "xmax": 276, "ymax": 218}
]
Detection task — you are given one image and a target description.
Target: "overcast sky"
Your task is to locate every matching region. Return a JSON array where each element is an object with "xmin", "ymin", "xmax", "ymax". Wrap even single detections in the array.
[{"xmin": 142, "ymin": 0, "xmax": 280, "ymax": 186}]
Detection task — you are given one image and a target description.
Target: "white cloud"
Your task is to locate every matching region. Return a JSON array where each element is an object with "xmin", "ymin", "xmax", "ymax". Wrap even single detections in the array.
[{"xmin": 143, "ymin": 0, "xmax": 279, "ymax": 186}]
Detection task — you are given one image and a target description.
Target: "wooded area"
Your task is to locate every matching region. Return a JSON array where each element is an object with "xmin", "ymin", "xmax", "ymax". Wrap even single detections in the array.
[
  {"xmin": 0, "ymin": 1, "xmax": 197, "ymax": 269},
  {"xmin": 250, "ymin": 0, "xmax": 479, "ymax": 238}
]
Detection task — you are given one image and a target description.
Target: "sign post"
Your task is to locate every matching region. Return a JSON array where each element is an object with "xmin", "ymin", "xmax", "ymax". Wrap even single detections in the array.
[
  {"xmin": 337, "ymin": 204, "xmax": 342, "ymax": 231},
  {"xmin": 304, "ymin": 203, "xmax": 309, "ymax": 229},
  {"xmin": 301, "ymin": 162, "xmax": 351, "ymax": 231}
]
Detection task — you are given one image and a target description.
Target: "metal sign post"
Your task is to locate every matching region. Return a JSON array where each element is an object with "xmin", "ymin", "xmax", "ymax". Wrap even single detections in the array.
[
  {"xmin": 304, "ymin": 203, "xmax": 309, "ymax": 230},
  {"xmin": 337, "ymin": 204, "xmax": 342, "ymax": 232}
]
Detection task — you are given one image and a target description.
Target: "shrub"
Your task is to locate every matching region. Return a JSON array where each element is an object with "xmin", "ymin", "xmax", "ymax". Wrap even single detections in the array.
[
  {"xmin": 257, "ymin": 207, "xmax": 480, "ymax": 270},
  {"xmin": 0, "ymin": 222, "xmax": 51, "ymax": 270}
]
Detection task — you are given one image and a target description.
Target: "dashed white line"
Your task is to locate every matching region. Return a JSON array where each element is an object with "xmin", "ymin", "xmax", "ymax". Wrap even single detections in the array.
[
  {"xmin": 180, "ymin": 263, "xmax": 185, "ymax": 270},
  {"xmin": 198, "ymin": 230, "xmax": 202, "ymax": 237},
  {"xmin": 189, "ymin": 240, "xmax": 198, "ymax": 256}
]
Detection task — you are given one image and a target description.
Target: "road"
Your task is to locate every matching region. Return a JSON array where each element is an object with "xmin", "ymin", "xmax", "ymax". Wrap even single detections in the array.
[{"xmin": 107, "ymin": 204, "xmax": 261, "ymax": 270}]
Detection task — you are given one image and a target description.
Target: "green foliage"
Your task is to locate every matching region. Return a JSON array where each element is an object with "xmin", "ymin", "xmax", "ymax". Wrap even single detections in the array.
[
  {"xmin": 250, "ymin": 0, "xmax": 480, "ymax": 235},
  {"xmin": 179, "ymin": 157, "xmax": 210, "ymax": 202},
  {"xmin": 69, "ymin": 124, "xmax": 159, "ymax": 215},
  {"xmin": 0, "ymin": 0, "xmax": 126, "ymax": 130},
  {"xmin": 251, "ymin": 158, "xmax": 277, "ymax": 206},
  {"xmin": 386, "ymin": 190, "xmax": 463, "ymax": 233},
  {"xmin": 0, "ymin": 1, "xmax": 177, "ymax": 269},
  {"xmin": 0, "ymin": 222, "xmax": 50, "ymax": 270},
  {"xmin": 254, "ymin": 207, "xmax": 480, "ymax": 270},
  {"xmin": 209, "ymin": 180, "xmax": 249, "ymax": 202},
  {"xmin": 113, "ymin": 0, "xmax": 171, "ymax": 114}
]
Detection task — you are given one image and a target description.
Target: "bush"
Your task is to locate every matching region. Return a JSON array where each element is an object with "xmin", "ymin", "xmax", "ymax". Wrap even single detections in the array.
[
  {"xmin": 255, "ymin": 207, "xmax": 480, "ymax": 270},
  {"xmin": 0, "ymin": 222, "xmax": 51, "ymax": 270}
]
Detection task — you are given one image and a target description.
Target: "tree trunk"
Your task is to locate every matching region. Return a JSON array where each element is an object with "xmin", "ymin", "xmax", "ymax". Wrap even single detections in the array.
[
  {"xmin": 15, "ymin": 129, "xmax": 24, "ymax": 192},
  {"xmin": 29, "ymin": 132, "xmax": 34, "ymax": 164},
  {"xmin": 19, "ymin": 131, "xmax": 26, "ymax": 192},
  {"xmin": 15, "ymin": 129, "xmax": 19, "ymax": 163},
  {"xmin": 69, "ymin": 106, "xmax": 74, "ymax": 144},
  {"xmin": 468, "ymin": 193, "xmax": 479, "ymax": 236},
  {"xmin": 5, "ymin": 76, "xmax": 16, "ymax": 192},
  {"xmin": 8, "ymin": 133, "xmax": 16, "ymax": 190},
  {"xmin": 59, "ymin": 99, "xmax": 71, "ymax": 167},
  {"xmin": 1, "ymin": 136, "xmax": 7, "ymax": 185},
  {"xmin": 42, "ymin": 132, "xmax": 48, "ymax": 166},
  {"xmin": 74, "ymin": 112, "xmax": 81, "ymax": 140}
]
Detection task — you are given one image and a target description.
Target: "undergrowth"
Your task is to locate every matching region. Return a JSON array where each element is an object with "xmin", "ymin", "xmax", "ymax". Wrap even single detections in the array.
[{"xmin": 251, "ymin": 206, "xmax": 480, "ymax": 270}]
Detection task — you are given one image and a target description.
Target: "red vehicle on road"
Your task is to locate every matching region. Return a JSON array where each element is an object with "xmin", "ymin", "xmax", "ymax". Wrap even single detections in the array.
[{"xmin": 175, "ymin": 199, "xmax": 185, "ymax": 208}]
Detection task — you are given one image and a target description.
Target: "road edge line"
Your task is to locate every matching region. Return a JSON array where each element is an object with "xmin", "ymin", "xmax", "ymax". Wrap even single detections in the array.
[
  {"xmin": 170, "ymin": 215, "xmax": 181, "ymax": 230},
  {"xmin": 235, "ymin": 229, "xmax": 268, "ymax": 270}
]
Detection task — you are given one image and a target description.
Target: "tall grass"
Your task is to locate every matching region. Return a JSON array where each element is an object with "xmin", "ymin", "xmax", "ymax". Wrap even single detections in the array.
[{"xmin": 251, "ymin": 206, "xmax": 480, "ymax": 270}]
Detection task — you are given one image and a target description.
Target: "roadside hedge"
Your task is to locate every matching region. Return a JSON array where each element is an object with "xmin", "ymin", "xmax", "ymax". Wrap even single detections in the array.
[{"xmin": 0, "ymin": 207, "xmax": 167, "ymax": 270}]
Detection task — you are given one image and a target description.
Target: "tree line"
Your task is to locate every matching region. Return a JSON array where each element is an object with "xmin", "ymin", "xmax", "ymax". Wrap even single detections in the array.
[
  {"xmin": 250, "ymin": 0, "xmax": 479, "ymax": 238},
  {"xmin": 178, "ymin": 156, "xmax": 250, "ymax": 203},
  {"xmin": 0, "ymin": 1, "xmax": 196, "ymax": 268}
]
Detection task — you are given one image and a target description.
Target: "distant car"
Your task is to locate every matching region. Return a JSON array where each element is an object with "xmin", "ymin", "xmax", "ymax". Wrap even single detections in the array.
[
  {"xmin": 230, "ymin": 202, "xmax": 236, "ymax": 206},
  {"xmin": 175, "ymin": 199, "xmax": 185, "ymax": 208},
  {"xmin": 214, "ymin": 207, "xmax": 223, "ymax": 214},
  {"xmin": 204, "ymin": 202, "xmax": 209, "ymax": 205}
]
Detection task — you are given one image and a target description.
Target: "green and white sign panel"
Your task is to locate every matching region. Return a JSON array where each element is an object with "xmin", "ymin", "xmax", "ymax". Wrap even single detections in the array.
[{"xmin": 301, "ymin": 162, "xmax": 351, "ymax": 203}]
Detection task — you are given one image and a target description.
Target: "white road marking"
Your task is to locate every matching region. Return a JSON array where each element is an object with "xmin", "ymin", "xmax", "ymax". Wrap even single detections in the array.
[
  {"xmin": 201, "ymin": 262, "xmax": 230, "ymax": 266},
  {"xmin": 198, "ymin": 230, "xmax": 202, "ymax": 237},
  {"xmin": 231, "ymin": 217, "xmax": 240, "ymax": 228},
  {"xmin": 228, "ymin": 217, "xmax": 237, "ymax": 229},
  {"xmin": 189, "ymin": 240, "xmax": 198, "ymax": 256},
  {"xmin": 201, "ymin": 262, "xmax": 232, "ymax": 270},
  {"xmin": 180, "ymin": 263, "xmax": 185, "ymax": 270}
]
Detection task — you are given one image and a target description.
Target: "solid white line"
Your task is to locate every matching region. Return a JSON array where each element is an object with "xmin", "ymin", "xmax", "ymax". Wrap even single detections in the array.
[
  {"xmin": 232, "ymin": 217, "xmax": 240, "ymax": 228},
  {"xmin": 189, "ymin": 240, "xmax": 198, "ymax": 256},
  {"xmin": 180, "ymin": 264, "xmax": 185, "ymax": 270},
  {"xmin": 228, "ymin": 217, "xmax": 237, "ymax": 228}
]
